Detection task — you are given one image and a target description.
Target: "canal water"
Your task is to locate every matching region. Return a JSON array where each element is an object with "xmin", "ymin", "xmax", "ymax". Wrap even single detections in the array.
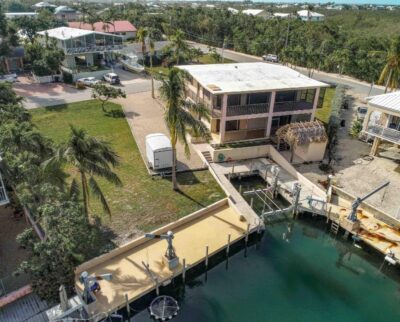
[
  {"xmin": 131, "ymin": 217, "xmax": 400, "ymax": 322},
  {"xmin": 130, "ymin": 175, "xmax": 400, "ymax": 322}
]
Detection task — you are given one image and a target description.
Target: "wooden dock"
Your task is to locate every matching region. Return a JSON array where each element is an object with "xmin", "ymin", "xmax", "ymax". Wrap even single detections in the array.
[{"xmin": 75, "ymin": 199, "xmax": 258, "ymax": 320}]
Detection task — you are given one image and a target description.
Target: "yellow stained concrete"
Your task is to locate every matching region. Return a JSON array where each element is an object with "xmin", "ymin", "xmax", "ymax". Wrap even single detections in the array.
[
  {"xmin": 76, "ymin": 204, "xmax": 248, "ymax": 317},
  {"xmin": 328, "ymin": 200, "xmax": 400, "ymax": 262}
]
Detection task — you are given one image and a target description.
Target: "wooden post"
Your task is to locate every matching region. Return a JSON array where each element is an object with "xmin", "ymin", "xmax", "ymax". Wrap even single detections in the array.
[
  {"xmin": 205, "ymin": 246, "xmax": 209, "ymax": 268},
  {"xmin": 125, "ymin": 294, "xmax": 130, "ymax": 317},
  {"xmin": 182, "ymin": 258, "xmax": 186, "ymax": 283},
  {"xmin": 250, "ymin": 197, "xmax": 254, "ymax": 209},
  {"xmin": 245, "ymin": 223, "xmax": 250, "ymax": 245},
  {"xmin": 326, "ymin": 206, "xmax": 332, "ymax": 224},
  {"xmin": 155, "ymin": 277, "xmax": 160, "ymax": 296},
  {"xmin": 226, "ymin": 234, "xmax": 231, "ymax": 255},
  {"xmin": 239, "ymin": 184, "xmax": 242, "ymax": 194}
]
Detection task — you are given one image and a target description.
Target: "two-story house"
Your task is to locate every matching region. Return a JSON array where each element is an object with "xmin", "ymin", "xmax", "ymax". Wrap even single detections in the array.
[
  {"xmin": 37, "ymin": 27, "xmax": 123, "ymax": 79},
  {"xmin": 363, "ymin": 91, "xmax": 400, "ymax": 155},
  {"xmin": 178, "ymin": 62, "xmax": 328, "ymax": 144}
]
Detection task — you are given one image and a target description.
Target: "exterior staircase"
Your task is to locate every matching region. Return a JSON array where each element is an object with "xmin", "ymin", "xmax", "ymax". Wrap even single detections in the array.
[{"xmin": 201, "ymin": 151, "xmax": 213, "ymax": 164}]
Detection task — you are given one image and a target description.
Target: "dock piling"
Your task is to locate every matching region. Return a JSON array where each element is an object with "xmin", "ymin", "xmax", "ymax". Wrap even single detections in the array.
[
  {"xmin": 182, "ymin": 258, "xmax": 186, "ymax": 283},
  {"xmin": 226, "ymin": 234, "xmax": 231, "ymax": 255},
  {"xmin": 245, "ymin": 224, "xmax": 250, "ymax": 245},
  {"xmin": 250, "ymin": 197, "xmax": 254, "ymax": 209},
  {"xmin": 205, "ymin": 246, "xmax": 209, "ymax": 269},
  {"xmin": 125, "ymin": 294, "xmax": 130, "ymax": 317}
]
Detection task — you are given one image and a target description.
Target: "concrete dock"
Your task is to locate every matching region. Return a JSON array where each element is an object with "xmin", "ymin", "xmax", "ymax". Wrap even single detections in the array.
[{"xmin": 75, "ymin": 199, "xmax": 258, "ymax": 319}]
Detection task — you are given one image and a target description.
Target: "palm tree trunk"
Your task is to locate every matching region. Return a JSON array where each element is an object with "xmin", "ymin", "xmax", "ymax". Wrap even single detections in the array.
[
  {"xmin": 171, "ymin": 145, "xmax": 178, "ymax": 191},
  {"xmin": 81, "ymin": 171, "xmax": 90, "ymax": 218},
  {"xmin": 150, "ymin": 56, "xmax": 155, "ymax": 99},
  {"xmin": 384, "ymin": 68, "xmax": 393, "ymax": 93}
]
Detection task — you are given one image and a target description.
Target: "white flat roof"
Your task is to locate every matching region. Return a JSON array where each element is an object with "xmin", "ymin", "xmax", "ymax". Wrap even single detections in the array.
[
  {"xmin": 367, "ymin": 91, "xmax": 400, "ymax": 113},
  {"xmin": 178, "ymin": 62, "xmax": 328, "ymax": 94},
  {"xmin": 297, "ymin": 10, "xmax": 325, "ymax": 17},
  {"xmin": 242, "ymin": 9, "xmax": 264, "ymax": 16},
  {"xmin": 37, "ymin": 27, "xmax": 119, "ymax": 41}
]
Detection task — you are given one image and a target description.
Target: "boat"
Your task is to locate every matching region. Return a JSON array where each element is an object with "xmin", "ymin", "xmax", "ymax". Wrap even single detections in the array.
[{"xmin": 121, "ymin": 54, "xmax": 145, "ymax": 73}]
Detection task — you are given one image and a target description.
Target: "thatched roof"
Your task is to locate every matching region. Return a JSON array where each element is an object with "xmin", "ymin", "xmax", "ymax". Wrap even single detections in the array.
[{"xmin": 276, "ymin": 121, "xmax": 327, "ymax": 146}]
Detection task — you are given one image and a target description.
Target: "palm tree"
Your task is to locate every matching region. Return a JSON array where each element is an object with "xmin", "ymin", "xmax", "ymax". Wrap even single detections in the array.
[
  {"xmin": 169, "ymin": 29, "xmax": 190, "ymax": 65},
  {"xmin": 149, "ymin": 39, "xmax": 155, "ymax": 99},
  {"xmin": 157, "ymin": 68, "xmax": 211, "ymax": 190},
  {"xmin": 137, "ymin": 27, "xmax": 148, "ymax": 64},
  {"xmin": 377, "ymin": 36, "xmax": 400, "ymax": 93},
  {"xmin": 46, "ymin": 126, "xmax": 122, "ymax": 218}
]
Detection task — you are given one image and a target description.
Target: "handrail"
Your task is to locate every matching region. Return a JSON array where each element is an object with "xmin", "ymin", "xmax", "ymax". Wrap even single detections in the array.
[
  {"xmin": 367, "ymin": 124, "xmax": 400, "ymax": 143},
  {"xmin": 227, "ymin": 103, "xmax": 269, "ymax": 116},
  {"xmin": 274, "ymin": 101, "xmax": 313, "ymax": 112}
]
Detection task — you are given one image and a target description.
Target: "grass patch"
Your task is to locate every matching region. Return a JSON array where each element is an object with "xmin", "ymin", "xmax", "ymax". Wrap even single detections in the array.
[
  {"xmin": 31, "ymin": 100, "xmax": 225, "ymax": 242},
  {"xmin": 315, "ymin": 87, "xmax": 335, "ymax": 124},
  {"xmin": 197, "ymin": 54, "xmax": 235, "ymax": 64}
]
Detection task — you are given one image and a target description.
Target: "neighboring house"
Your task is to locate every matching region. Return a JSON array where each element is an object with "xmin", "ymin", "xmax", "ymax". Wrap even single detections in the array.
[
  {"xmin": 362, "ymin": 92, "xmax": 400, "ymax": 156},
  {"xmin": 54, "ymin": 6, "xmax": 79, "ymax": 22},
  {"xmin": 36, "ymin": 27, "xmax": 123, "ymax": 79},
  {"xmin": 32, "ymin": 2, "xmax": 56, "ymax": 10},
  {"xmin": 178, "ymin": 62, "xmax": 328, "ymax": 144},
  {"xmin": 227, "ymin": 7, "xmax": 239, "ymax": 14},
  {"xmin": 0, "ymin": 47, "xmax": 24, "ymax": 73},
  {"xmin": 68, "ymin": 21, "xmax": 137, "ymax": 41},
  {"xmin": 123, "ymin": 41, "xmax": 170, "ymax": 59},
  {"xmin": 273, "ymin": 13, "xmax": 292, "ymax": 19},
  {"xmin": 297, "ymin": 10, "xmax": 325, "ymax": 22},
  {"xmin": 5, "ymin": 12, "xmax": 38, "ymax": 19},
  {"xmin": 242, "ymin": 9, "xmax": 271, "ymax": 19}
]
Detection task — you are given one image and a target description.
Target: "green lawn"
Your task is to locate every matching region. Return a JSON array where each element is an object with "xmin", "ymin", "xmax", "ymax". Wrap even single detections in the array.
[
  {"xmin": 315, "ymin": 88, "xmax": 335, "ymax": 124},
  {"xmin": 196, "ymin": 54, "xmax": 235, "ymax": 64},
  {"xmin": 31, "ymin": 100, "xmax": 225, "ymax": 242}
]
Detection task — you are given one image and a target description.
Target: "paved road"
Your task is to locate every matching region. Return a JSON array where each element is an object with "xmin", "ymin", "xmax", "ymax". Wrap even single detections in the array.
[
  {"xmin": 14, "ymin": 66, "xmax": 153, "ymax": 109},
  {"xmin": 191, "ymin": 42, "xmax": 385, "ymax": 98}
]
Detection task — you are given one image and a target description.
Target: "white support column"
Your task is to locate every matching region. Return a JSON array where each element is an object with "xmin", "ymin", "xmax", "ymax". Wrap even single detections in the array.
[
  {"xmin": 311, "ymin": 87, "xmax": 321, "ymax": 121},
  {"xmin": 220, "ymin": 94, "xmax": 228, "ymax": 143},
  {"xmin": 266, "ymin": 91, "xmax": 276, "ymax": 137},
  {"xmin": 362, "ymin": 107, "xmax": 373, "ymax": 131}
]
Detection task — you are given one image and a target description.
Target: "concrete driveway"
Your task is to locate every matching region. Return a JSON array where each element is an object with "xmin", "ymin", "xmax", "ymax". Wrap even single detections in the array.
[
  {"xmin": 115, "ymin": 92, "xmax": 206, "ymax": 172},
  {"xmin": 13, "ymin": 67, "xmax": 152, "ymax": 109}
]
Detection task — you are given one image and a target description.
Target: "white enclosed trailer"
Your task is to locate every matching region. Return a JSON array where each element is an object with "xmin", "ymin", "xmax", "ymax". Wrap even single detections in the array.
[{"xmin": 145, "ymin": 133, "xmax": 173, "ymax": 170}]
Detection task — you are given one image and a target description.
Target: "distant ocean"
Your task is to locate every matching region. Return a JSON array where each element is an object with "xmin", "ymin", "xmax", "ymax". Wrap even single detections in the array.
[{"xmin": 251, "ymin": 0, "xmax": 399, "ymax": 4}]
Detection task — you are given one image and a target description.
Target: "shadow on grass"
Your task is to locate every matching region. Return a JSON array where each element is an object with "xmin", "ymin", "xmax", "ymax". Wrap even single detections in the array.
[
  {"xmin": 176, "ymin": 171, "xmax": 201, "ymax": 186},
  {"xmin": 105, "ymin": 109, "xmax": 125, "ymax": 118},
  {"xmin": 44, "ymin": 104, "xmax": 69, "ymax": 112},
  {"xmin": 176, "ymin": 189, "xmax": 205, "ymax": 208}
]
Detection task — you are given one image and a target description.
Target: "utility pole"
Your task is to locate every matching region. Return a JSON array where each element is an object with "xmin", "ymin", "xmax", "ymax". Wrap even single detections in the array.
[{"xmin": 221, "ymin": 38, "xmax": 226, "ymax": 63}]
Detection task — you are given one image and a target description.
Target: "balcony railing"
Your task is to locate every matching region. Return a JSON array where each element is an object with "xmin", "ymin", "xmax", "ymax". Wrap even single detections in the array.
[
  {"xmin": 227, "ymin": 103, "xmax": 269, "ymax": 117},
  {"xmin": 65, "ymin": 44, "xmax": 124, "ymax": 54},
  {"xmin": 367, "ymin": 124, "xmax": 400, "ymax": 143},
  {"xmin": 224, "ymin": 128, "xmax": 266, "ymax": 142},
  {"xmin": 273, "ymin": 101, "xmax": 313, "ymax": 112}
]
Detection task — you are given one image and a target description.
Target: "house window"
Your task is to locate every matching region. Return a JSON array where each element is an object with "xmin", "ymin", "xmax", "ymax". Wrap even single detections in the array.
[
  {"xmin": 275, "ymin": 91, "xmax": 296, "ymax": 102},
  {"xmin": 203, "ymin": 89, "xmax": 211, "ymax": 100},
  {"xmin": 299, "ymin": 89, "xmax": 316, "ymax": 103},
  {"xmin": 215, "ymin": 95, "xmax": 222, "ymax": 109},
  {"xmin": 228, "ymin": 94, "xmax": 241, "ymax": 106},
  {"xmin": 225, "ymin": 120, "xmax": 240, "ymax": 131},
  {"xmin": 246, "ymin": 92, "xmax": 270, "ymax": 104}
]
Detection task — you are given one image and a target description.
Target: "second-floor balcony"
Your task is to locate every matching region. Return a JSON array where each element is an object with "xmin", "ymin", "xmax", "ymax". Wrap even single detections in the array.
[
  {"xmin": 65, "ymin": 44, "xmax": 124, "ymax": 55},
  {"xmin": 212, "ymin": 103, "xmax": 270, "ymax": 118},
  {"xmin": 366, "ymin": 124, "xmax": 400, "ymax": 144},
  {"xmin": 273, "ymin": 101, "xmax": 314, "ymax": 113}
]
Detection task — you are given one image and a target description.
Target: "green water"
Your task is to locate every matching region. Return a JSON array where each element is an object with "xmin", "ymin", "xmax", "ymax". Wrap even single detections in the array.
[
  {"xmin": 130, "ymin": 175, "xmax": 400, "ymax": 321},
  {"xmin": 131, "ymin": 218, "xmax": 400, "ymax": 322}
]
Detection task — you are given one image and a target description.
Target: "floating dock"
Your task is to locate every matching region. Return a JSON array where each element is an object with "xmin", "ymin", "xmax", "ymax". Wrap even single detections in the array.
[{"xmin": 75, "ymin": 199, "xmax": 261, "ymax": 320}]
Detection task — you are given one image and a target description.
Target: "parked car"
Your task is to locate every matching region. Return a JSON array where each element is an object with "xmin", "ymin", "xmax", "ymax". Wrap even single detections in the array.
[
  {"xmin": 76, "ymin": 77, "xmax": 100, "ymax": 87},
  {"xmin": 103, "ymin": 73, "xmax": 120, "ymax": 85},
  {"xmin": 0, "ymin": 74, "xmax": 18, "ymax": 83},
  {"xmin": 356, "ymin": 106, "xmax": 368, "ymax": 121},
  {"xmin": 262, "ymin": 54, "xmax": 279, "ymax": 63}
]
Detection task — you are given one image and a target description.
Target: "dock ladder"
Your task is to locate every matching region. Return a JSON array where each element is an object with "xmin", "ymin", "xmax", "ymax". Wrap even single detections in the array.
[{"xmin": 330, "ymin": 221, "xmax": 340, "ymax": 235}]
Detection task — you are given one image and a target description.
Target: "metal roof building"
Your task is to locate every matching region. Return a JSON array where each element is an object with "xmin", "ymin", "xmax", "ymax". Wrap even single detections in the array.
[{"xmin": 367, "ymin": 91, "xmax": 400, "ymax": 113}]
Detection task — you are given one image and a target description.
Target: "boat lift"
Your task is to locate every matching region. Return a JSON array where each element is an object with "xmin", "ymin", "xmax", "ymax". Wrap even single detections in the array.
[{"xmin": 347, "ymin": 181, "xmax": 390, "ymax": 222}]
